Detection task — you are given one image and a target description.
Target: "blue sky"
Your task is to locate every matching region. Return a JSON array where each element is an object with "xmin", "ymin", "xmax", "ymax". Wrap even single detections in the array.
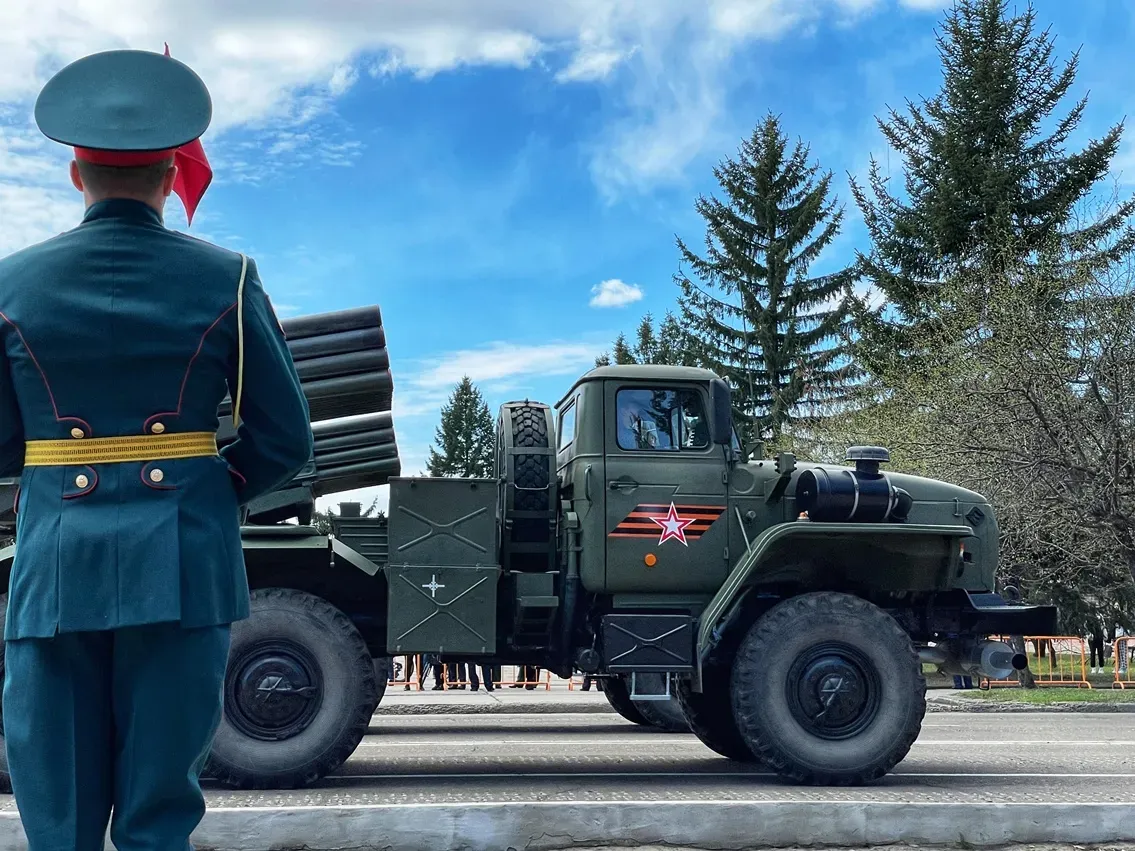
[{"xmin": 1, "ymin": 0, "xmax": 1134, "ymax": 513}]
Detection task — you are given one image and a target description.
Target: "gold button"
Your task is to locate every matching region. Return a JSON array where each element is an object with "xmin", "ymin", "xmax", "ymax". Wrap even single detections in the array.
[
  {"xmin": 151, "ymin": 422, "xmax": 165, "ymax": 434},
  {"xmin": 70, "ymin": 427, "xmax": 84, "ymax": 439},
  {"xmin": 75, "ymin": 474, "xmax": 89, "ymax": 488},
  {"xmin": 149, "ymin": 468, "xmax": 164, "ymax": 483}
]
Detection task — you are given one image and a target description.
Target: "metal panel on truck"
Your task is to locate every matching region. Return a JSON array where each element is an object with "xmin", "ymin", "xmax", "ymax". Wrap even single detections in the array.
[{"xmin": 385, "ymin": 477, "xmax": 501, "ymax": 654}]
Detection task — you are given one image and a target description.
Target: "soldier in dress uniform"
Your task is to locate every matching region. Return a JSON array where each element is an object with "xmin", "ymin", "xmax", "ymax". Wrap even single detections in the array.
[{"xmin": 0, "ymin": 49, "xmax": 314, "ymax": 849}]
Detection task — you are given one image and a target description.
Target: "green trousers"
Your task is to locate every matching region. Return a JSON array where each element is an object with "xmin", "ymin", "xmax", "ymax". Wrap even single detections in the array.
[{"xmin": 4, "ymin": 622, "xmax": 231, "ymax": 851}]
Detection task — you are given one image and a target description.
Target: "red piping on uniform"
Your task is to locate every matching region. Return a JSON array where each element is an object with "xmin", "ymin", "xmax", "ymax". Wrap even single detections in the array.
[
  {"xmin": 226, "ymin": 465, "xmax": 246, "ymax": 485},
  {"xmin": 0, "ymin": 312, "xmax": 93, "ymax": 435},
  {"xmin": 144, "ymin": 300, "xmax": 238, "ymax": 432},
  {"xmin": 63, "ymin": 466, "xmax": 98, "ymax": 499}
]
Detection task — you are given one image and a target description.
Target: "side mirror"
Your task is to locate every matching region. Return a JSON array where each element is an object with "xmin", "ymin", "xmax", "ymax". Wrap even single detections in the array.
[
  {"xmin": 743, "ymin": 441, "xmax": 763, "ymax": 461},
  {"xmin": 710, "ymin": 379, "xmax": 733, "ymax": 445}
]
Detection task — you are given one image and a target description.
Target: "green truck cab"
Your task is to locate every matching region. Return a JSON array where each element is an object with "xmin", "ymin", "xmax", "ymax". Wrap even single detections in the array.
[{"xmin": 0, "ymin": 359, "xmax": 1057, "ymax": 792}]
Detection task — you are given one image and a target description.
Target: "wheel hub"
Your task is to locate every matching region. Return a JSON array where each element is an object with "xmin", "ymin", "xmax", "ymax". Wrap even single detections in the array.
[
  {"xmin": 786, "ymin": 643, "xmax": 881, "ymax": 740},
  {"xmin": 226, "ymin": 642, "xmax": 323, "ymax": 741}
]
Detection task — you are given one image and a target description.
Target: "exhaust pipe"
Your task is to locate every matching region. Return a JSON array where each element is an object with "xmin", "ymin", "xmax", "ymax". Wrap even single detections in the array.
[{"xmin": 919, "ymin": 640, "xmax": 1028, "ymax": 681}]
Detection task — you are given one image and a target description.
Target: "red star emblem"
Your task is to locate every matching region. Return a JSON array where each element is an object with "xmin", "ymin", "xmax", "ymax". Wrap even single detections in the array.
[{"xmin": 651, "ymin": 502, "xmax": 696, "ymax": 547}]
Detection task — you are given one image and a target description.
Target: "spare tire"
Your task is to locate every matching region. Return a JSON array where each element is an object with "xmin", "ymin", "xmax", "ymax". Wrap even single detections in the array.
[
  {"xmin": 205, "ymin": 587, "xmax": 380, "ymax": 789},
  {"xmin": 496, "ymin": 401, "xmax": 556, "ymax": 572}
]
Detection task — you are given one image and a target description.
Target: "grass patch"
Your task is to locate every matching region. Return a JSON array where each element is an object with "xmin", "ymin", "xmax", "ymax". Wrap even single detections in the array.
[{"xmin": 956, "ymin": 687, "xmax": 1135, "ymax": 704}]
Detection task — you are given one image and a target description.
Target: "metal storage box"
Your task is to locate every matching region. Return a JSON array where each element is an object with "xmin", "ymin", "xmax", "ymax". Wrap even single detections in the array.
[
  {"xmin": 386, "ymin": 477, "xmax": 499, "ymax": 566},
  {"xmin": 385, "ymin": 477, "xmax": 501, "ymax": 654}
]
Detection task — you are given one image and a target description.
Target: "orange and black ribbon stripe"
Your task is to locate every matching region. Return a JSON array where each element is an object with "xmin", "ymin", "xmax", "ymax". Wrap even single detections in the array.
[{"xmin": 609, "ymin": 503, "xmax": 726, "ymax": 539}]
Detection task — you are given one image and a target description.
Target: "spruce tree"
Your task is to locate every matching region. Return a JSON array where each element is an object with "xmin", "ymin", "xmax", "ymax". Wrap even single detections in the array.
[
  {"xmin": 595, "ymin": 311, "xmax": 698, "ymax": 367},
  {"xmin": 426, "ymin": 376, "xmax": 496, "ymax": 478},
  {"xmin": 851, "ymin": 0, "xmax": 1135, "ymax": 369},
  {"xmin": 674, "ymin": 113, "xmax": 857, "ymax": 443}
]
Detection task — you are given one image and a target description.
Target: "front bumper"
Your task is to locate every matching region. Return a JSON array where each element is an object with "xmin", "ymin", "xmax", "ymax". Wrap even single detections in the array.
[{"xmin": 893, "ymin": 590, "xmax": 1059, "ymax": 640}]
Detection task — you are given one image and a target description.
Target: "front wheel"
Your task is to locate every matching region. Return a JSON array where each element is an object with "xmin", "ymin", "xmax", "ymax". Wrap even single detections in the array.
[
  {"xmin": 731, "ymin": 592, "xmax": 925, "ymax": 785},
  {"xmin": 205, "ymin": 588, "xmax": 381, "ymax": 789}
]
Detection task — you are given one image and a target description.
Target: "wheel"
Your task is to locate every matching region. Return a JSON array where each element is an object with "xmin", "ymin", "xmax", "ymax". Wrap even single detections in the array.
[
  {"xmin": 496, "ymin": 402, "xmax": 556, "ymax": 572},
  {"xmin": 205, "ymin": 588, "xmax": 380, "ymax": 789},
  {"xmin": 676, "ymin": 663, "xmax": 758, "ymax": 761},
  {"xmin": 633, "ymin": 673, "xmax": 692, "ymax": 733},
  {"xmin": 599, "ymin": 675, "xmax": 650, "ymax": 726},
  {"xmin": 731, "ymin": 592, "xmax": 925, "ymax": 785}
]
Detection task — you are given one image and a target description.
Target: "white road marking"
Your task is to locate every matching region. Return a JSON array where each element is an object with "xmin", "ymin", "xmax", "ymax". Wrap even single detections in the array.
[
  {"xmin": 327, "ymin": 770, "xmax": 1135, "ymax": 780},
  {"xmin": 354, "ymin": 738, "xmax": 1135, "ymax": 747},
  {"xmin": 188, "ymin": 799, "xmax": 1135, "ymax": 812}
]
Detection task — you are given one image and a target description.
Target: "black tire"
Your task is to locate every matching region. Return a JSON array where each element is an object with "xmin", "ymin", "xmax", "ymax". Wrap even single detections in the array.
[
  {"xmin": 676, "ymin": 664, "xmax": 758, "ymax": 761},
  {"xmin": 633, "ymin": 673, "xmax": 692, "ymax": 733},
  {"xmin": 496, "ymin": 402, "xmax": 555, "ymax": 570},
  {"xmin": 205, "ymin": 588, "xmax": 380, "ymax": 789},
  {"xmin": 599, "ymin": 676, "xmax": 650, "ymax": 726},
  {"xmin": 731, "ymin": 592, "xmax": 925, "ymax": 785}
]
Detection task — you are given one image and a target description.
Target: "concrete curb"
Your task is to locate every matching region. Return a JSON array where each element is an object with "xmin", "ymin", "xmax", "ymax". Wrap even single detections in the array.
[
  {"xmin": 7, "ymin": 801, "xmax": 1130, "ymax": 850},
  {"xmin": 927, "ymin": 696, "xmax": 1135, "ymax": 713}
]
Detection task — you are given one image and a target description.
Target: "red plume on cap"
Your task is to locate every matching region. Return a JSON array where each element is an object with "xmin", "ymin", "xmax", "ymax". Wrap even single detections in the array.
[{"xmin": 164, "ymin": 43, "xmax": 213, "ymax": 226}]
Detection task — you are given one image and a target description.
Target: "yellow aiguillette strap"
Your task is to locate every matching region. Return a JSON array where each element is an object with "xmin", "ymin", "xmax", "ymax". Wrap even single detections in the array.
[{"xmin": 233, "ymin": 253, "xmax": 248, "ymax": 429}]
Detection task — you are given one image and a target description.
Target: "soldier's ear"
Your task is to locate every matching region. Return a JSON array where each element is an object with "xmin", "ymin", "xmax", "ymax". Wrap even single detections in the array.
[
  {"xmin": 69, "ymin": 160, "xmax": 84, "ymax": 193},
  {"xmin": 162, "ymin": 163, "xmax": 179, "ymax": 198}
]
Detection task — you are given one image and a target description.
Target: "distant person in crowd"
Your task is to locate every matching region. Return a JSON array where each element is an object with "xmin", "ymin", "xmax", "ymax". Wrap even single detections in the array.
[
  {"xmin": 1089, "ymin": 618, "xmax": 1107, "ymax": 674},
  {"xmin": 469, "ymin": 662, "xmax": 495, "ymax": 692}
]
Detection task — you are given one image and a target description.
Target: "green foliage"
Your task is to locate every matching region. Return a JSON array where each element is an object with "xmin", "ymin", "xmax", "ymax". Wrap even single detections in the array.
[
  {"xmin": 312, "ymin": 498, "xmax": 385, "ymax": 536},
  {"xmin": 595, "ymin": 312, "xmax": 699, "ymax": 368},
  {"xmin": 674, "ymin": 113, "xmax": 858, "ymax": 443},
  {"xmin": 426, "ymin": 376, "xmax": 496, "ymax": 478},
  {"xmin": 850, "ymin": 0, "xmax": 1135, "ymax": 373}
]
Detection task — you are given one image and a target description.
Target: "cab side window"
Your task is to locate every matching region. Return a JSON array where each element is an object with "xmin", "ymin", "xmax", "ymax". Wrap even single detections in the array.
[
  {"xmin": 558, "ymin": 399, "xmax": 577, "ymax": 450},
  {"xmin": 615, "ymin": 388, "xmax": 709, "ymax": 451}
]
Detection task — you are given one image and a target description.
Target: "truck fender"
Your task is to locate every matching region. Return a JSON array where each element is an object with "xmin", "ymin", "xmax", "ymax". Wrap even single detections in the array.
[{"xmin": 696, "ymin": 521, "xmax": 973, "ymax": 669}]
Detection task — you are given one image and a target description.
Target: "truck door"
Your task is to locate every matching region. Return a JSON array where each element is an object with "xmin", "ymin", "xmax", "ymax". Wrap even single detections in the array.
[{"xmin": 603, "ymin": 381, "xmax": 730, "ymax": 593}]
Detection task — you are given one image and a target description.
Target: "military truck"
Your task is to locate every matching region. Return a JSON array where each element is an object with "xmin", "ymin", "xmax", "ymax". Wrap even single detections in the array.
[{"xmin": 0, "ymin": 305, "xmax": 1057, "ymax": 791}]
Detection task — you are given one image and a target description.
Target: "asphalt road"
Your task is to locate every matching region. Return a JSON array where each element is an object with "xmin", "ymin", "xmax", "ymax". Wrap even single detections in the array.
[
  {"xmin": 36, "ymin": 709, "xmax": 1129, "ymax": 810},
  {"xmin": 0, "ymin": 709, "xmax": 1128, "ymax": 811},
  {"xmin": 0, "ymin": 710, "xmax": 1131, "ymax": 849}
]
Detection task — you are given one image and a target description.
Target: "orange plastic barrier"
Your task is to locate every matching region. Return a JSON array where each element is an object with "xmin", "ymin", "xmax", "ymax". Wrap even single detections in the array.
[
  {"xmin": 387, "ymin": 654, "xmax": 426, "ymax": 690},
  {"xmin": 980, "ymin": 635, "xmax": 1091, "ymax": 689},
  {"xmin": 1112, "ymin": 637, "xmax": 1135, "ymax": 689}
]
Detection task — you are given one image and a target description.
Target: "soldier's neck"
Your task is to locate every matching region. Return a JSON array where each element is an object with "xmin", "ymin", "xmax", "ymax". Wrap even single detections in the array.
[{"xmin": 84, "ymin": 191, "xmax": 166, "ymax": 219}]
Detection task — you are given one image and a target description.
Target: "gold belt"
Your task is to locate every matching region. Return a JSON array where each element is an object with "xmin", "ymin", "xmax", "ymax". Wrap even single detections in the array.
[{"xmin": 24, "ymin": 432, "xmax": 219, "ymax": 466}]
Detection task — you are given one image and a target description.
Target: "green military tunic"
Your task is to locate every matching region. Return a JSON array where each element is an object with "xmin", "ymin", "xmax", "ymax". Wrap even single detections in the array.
[{"xmin": 0, "ymin": 48, "xmax": 314, "ymax": 851}]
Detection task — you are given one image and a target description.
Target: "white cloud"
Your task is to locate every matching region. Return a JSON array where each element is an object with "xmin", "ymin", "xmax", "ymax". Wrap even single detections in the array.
[
  {"xmin": 589, "ymin": 278, "xmax": 644, "ymax": 308},
  {"xmin": 413, "ymin": 340, "xmax": 599, "ymax": 390},
  {"xmin": 0, "ymin": 0, "xmax": 948, "ymax": 250}
]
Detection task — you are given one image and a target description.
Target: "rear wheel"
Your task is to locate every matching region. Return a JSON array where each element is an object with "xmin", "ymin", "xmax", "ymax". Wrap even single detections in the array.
[
  {"xmin": 205, "ymin": 588, "xmax": 381, "ymax": 789},
  {"xmin": 730, "ymin": 592, "xmax": 925, "ymax": 785},
  {"xmin": 676, "ymin": 664, "xmax": 758, "ymax": 762},
  {"xmin": 633, "ymin": 673, "xmax": 692, "ymax": 733},
  {"xmin": 599, "ymin": 676, "xmax": 649, "ymax": 726}
]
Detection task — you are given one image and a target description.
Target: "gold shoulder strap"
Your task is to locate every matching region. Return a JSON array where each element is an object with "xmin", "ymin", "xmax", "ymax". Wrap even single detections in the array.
[{"xmin": 233, "ymin": 253, "xmax": 249, "ymax": 428}]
